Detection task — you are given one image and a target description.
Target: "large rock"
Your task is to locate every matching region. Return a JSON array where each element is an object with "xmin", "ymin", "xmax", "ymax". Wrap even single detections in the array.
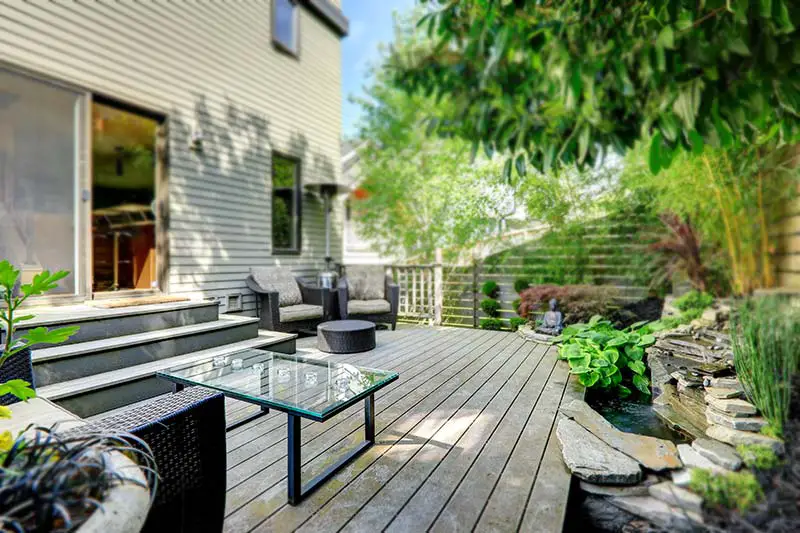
[
  {"xmin": 557, "ymin": 418, "xmax": 643, "ymax": 485},
  {"xmin": 560, "ymin": 400, "xmax": 683, "ymax": 471},
  {"xmin": 671, "ymin": 469, "xmax": 693, "ymax": 487},
  {"xmin": 648, "ymin": 481, "xmax": 704, "ymax": 513},
  {"xmin": 705, "ymin": 396, "xmax": 757, "ymax": 415},
  {"xmin": 705, "ymin": 387, "xmax": 742, "ymax": 399},
  {"xmin": 580, "ymin": 494, "xmax": 641, "ymax": 532},
  {"xmin": 691, "ymin": 438, "xmax": 742, "ymax": 470},
  {"xmin": 580, "ymin": 475, "xmax": 660, "ymax": 497},
  {"xmin": 609, "ymin": 496, "xmax": 704, "ymax": 531},
  {"xmin": 677, "ymin": 444, "xmax": 729, "ymax": 474},
  {"xmin": 708, "ymin": 377, "xmax": 742, "ymax": 390},
  {"xmin": 706, "ymin": 424, "xmax": 784, "ymax": 454},
  {"xmin": 705, "ymin": 408, "xmax": 767, "ymax": 431}
]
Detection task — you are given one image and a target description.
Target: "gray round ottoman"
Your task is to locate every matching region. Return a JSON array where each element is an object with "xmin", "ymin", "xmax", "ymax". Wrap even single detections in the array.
[{"xmin": 317, "ymin": 320, "xmax": 376, "ymax": 354}]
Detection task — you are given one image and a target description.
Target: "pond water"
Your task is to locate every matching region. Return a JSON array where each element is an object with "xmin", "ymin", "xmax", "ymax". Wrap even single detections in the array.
[{"xmin": 588, "ymin": 393, "xmax": 690, "ymax": 444}]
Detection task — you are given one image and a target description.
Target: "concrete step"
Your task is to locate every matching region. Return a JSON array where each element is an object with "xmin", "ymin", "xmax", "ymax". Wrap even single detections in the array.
[
  {"xmin": 33, "ymin": 315, "xmax": 259, "ymax": 387},
  {"xmin": 16, "ymin": 301, "xmax": 220, "ymax": 345},
  {"xmin": 40, "ymin": 331, "xmax": 297, "ymax": 418}
]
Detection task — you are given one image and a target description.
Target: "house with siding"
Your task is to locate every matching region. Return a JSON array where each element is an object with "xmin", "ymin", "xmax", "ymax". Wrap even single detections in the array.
[
  {"xmin": 0, "ymin": 0, "xmax": 352, "ymax": 416},
  {"xmin": 0, "ymin": 0, "xmax": 348, "ymax": 314}
]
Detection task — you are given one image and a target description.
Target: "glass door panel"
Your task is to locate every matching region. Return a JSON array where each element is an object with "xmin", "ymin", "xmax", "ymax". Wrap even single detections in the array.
[{"xmin": 0, "ymin": 68, "xmax": 82, "ymax": 294}]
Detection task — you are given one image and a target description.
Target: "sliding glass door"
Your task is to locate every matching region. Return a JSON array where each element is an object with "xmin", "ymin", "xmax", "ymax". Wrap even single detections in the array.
[{"xmin": 0, "ymin": 67, "xmax": 85, "ymax": 296}]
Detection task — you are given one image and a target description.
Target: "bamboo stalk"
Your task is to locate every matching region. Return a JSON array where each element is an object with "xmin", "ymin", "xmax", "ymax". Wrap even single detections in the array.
[
  {"xmin": 756, "ymin": 171, "xmax": 775, "ymax": 288},
  {"xmin": 704, "ymin": 155, "xmax": 743, "ymax": 294}
]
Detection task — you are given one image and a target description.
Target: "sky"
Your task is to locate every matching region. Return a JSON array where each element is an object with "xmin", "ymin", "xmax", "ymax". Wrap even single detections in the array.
[{"xmin": 341, "ymin": 0, "xmax": 416, "ymax": 139}]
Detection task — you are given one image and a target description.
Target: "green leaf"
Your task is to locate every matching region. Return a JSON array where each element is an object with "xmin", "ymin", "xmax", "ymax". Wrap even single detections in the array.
[
  {"xmin": 759, "ymin": 0, "xmax": 772, "ymax": 18},
  {"xmin": 656, "ymin": 26, "xmax": 675, "ymax": 49},
  {"xmin": 19, "ymin": 326, "xmax": 80, "ymax": 347},
  {"xmin": 20, "ymin": 270, "xmax": 69, "ymax": 298},
  {"xmin": 0, "ymin": 405, "xmax": 11, "ymax": 419},
  {"xmin": 638, "ymin": 334, "xmax": 656, "ymax": 347},
  {"xmin": 628, "ymin": 360, "xmax": 647, "ymax": 375},
  {"xmin": 688, "ymin": 130, "xmax": 704, "ymax": 155},
  {"xmin": 618, "ymin": 385, "xmax": 632, "ymax": 398},
  {"xmin": 588, "ymin": 315, "xmax": 604, "ymax": 327},
  {"xmin": 627, "ymin": 320, "xmax": 649, "ymax": 332},
  {"xmin": 0, "ymin": 379, "xmax": 35, "ymax": 401},
  {"xmin": 579, "ymin": 371, "xmax": 600, "ymax": 388},
  {"xmin": 649, "ymin": 133, "xmax": 663, "ymax": 174},
  {"xmin": 502, "ymin": 158, "xmax": 513, "ymax": 183},
  {"xmin": 570, "ymin": 366, "xmax": 591, "ymax": 375},
  {"xmin": 632, "ymin": 374, "xmax": 651, "ymax": 395},
  {"xmin": 610, "ymin": 368, "xmax": 623, "ymax": 386},
  {"xmin": 625, "ymin": 345, "xmax": 645, "ymax": 361},
  {"xmin": 514, "ymin": 154, "xmax": 526, "ymax": 177},
  {"xmin": 601, "ymin": 348, "xmax": 620, "ymax": 364},
  {"xmin": 606, "ymin": 335, "xmax": 629, "ymax": 348},
  {"xmin": 0, "ymin": 261, "xmax": 20, "ymax": 291},
  {"xmin": 591, "ymin": 358, "xmax": 610, "ymax": 368},
  {"xmin": 578, "ymin": 125, "xmax": 590, "ymax": 163},
  {"xmin": 728, "ymin": 37, "xmax": 751, "ymax": 57}
]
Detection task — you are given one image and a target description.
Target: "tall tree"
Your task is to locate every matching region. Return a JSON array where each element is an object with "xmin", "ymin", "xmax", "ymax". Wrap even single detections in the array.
[{"xmin": 390, "ymin": 0, "xmax": 800, "ymax": 176}]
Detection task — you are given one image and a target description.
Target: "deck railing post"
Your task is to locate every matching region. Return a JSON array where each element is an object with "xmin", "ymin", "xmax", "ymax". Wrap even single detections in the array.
[
  {"xmin": 472, "ymin": 259, "xmax": 480, "ymax": 329},
  {"xmin": 434, "ymin": 248, "xmax": 443, "ymax": 326}
]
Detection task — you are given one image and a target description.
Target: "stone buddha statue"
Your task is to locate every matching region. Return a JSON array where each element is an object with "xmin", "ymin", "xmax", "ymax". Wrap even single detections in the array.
[{"xmin": 536, "ymin": 298, "xmax": 563, "ymax": 335}]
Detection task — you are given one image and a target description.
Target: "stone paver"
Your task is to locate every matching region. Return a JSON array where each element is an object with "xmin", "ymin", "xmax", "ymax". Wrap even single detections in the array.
[
  {"xmin": 706, "ymin": 408, "xmax": 767, "ymax": 431},
  {"xmin": 706, "ymin": 424, "xmax": 784, "ymax": 454},
  {"xmin": 691, "ymin": 438, "xmax": 742, "ymax": 470},
  {"xmin": 649, "ymin": 481, "xmax": 703, "ymax": 513},
  {"xmin": 557, "ymin": 419, "xmax": 642, "ymax": 485}
]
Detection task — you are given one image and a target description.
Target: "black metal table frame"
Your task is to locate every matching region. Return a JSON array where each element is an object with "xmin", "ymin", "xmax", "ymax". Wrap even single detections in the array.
[{"xmin": 160, "ymin": 371, "xmax": 397, "ymax": 505}]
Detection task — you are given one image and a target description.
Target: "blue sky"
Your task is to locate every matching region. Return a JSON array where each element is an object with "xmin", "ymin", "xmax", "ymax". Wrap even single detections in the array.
[{"xmin": 341, "ymin": 0, "xmax": 416, "ymax": 138}]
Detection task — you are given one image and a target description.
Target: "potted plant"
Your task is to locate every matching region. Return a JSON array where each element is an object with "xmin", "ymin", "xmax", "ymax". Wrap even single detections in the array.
[
  {"xmin": 0, "ymin": 260, "xmax": 79, "ymax": 412},
  {"xmin": 0, "ymin": 424, "xmax": 156, "ymax": 532}
]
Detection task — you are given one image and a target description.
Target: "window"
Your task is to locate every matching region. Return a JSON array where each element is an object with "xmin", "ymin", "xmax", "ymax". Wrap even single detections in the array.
[
  {"xmin": 273, "ymin": 0, "xmax": 299, "ymax": 55},
  {"xmin": 272, "ymin": 153, "xmax": 301, "ymax": 253}
]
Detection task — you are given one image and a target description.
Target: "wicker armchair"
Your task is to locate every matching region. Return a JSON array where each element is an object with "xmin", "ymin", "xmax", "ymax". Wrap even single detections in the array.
[
  {"xmin": 338, "ymin": 266, "xmax": 399, "ymax": 330},
  {"xmin": 246, "ymin": 266, "xmax": 332, "ymax": 333},
  {"xmin": 92, "ymin": 387, "xmax": 226, "ymax": 533}
]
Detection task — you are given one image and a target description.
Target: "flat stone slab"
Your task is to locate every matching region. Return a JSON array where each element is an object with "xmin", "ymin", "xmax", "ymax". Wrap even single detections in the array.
[
  {"xmin": 706, "ymin": 424, "xmax": 784, "ymax": 454},
  {"xmin": 705, "ymin": 396, "xmax": 757, "ymax": 415},
  {"xmin": 677, "ymin": 443, "xmax": 729, "ymax": 474},
  {"xmin": 648, "ymin": 481, "xmax": 704, "ymax": 513},
  {"xmin": 609, "ymin": 495, "xmax": 704, "ymax": 531},
  {"xmin": 705, "ymin": 387, "xmax": 742, "ymax": 399},
  {"xmin": 706, "ymin": 405, "xmax": 752, "ymax": 418},
  {"xmin": 706, "ymin": 408, "xmax": 767, "ymax": 431},
  {"xmin": 692, "ymin": 438, "xmax": 742, "ymax": 470},
  {"xmin": 708, "ymin": 377, "xmax": 742, "ymax": 390},
  {"xmin": 579, "ymin": 475, "xmax": 659, "ymax": 497},
  {"xmin": 557, "ymin": 418, "xmax": 642, "ymax": 485},
  {"xmin": 671, "ymin": 469, "xmax": 693, "ymax": 487},
  {"xmin": 560, "ymin": 400, "xmax": 683, "ymax": 471}
]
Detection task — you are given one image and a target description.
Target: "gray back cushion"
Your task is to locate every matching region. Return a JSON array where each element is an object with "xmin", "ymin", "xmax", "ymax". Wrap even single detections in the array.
[
  {"xmin": 347, "ymin": 266, "xmax": 386, "ymax": 301},
  {"xmin": 250, "ymin": 266, "xmax": 302, "ymax": 307}
]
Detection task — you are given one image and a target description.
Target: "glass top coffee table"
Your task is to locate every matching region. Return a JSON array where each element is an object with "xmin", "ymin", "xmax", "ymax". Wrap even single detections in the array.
[{"xmin": 156, "ymin": 348, "xmax": 398, "ymax": 505}]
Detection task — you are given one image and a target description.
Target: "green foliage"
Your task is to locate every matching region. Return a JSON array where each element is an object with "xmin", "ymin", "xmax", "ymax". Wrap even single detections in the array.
[
  {"xmin": 737, "ymin": 444, "xmax": 782, "ymax": 470},
  {"xmin": 689, "ymin": 469, "xmax": 764, "ymax": 513},
  {"xmin": 556, "ymin": 315, "xmax": 655, "ymax": 396},
  {"xmin": 509, "ymin": 317, "xmax": 527, "ymax": 332},
  {"xmin": 0, "ymin": 261, "xmax": 79, "ymax": 406},
  {"xmin": 480, "ymin": 298, "xmax": 501, "ymax": 318},
  {"xmin": 674, "ymin": 290, "xmax": 715, "ymax": 313},
  {"xmin": 481, "ymin": 280, "xmax": 499, "ymax": 298},
  {"xmin": 393, "ymin": 1, "xmax": 800, "ymax": 176},
  {"xmin": 479, "ymin": 318, "xmax": 504, "ymax": 330},
  {"xmin": 519, "ymin": 284, "xmax": 618, "ymax": 325},
  {"xmin": 512, "ymin": 298, "xmax": 522, "ymax": 316},
  {"xmin": 760, "ymin": 423, "xmax": 783, "ymax": 440},
  {"xmin": 680, "ymin": 308, "xmax": 704, "ymax": 321},
  {"xmin": 732, "ymin": 296, "xmax": 800, "ymax": 436},
  {"xmin": 513, "ymin": 278, "xmax": 530, "ymax": 294}
]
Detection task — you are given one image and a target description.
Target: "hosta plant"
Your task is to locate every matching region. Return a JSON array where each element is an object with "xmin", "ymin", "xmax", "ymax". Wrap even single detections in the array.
[{"xmin": 556, "ymin": 315, "xmax": 656, "ymax": 397}]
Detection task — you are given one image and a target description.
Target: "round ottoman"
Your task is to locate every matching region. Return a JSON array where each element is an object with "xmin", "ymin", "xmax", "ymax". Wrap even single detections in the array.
[{"xmin": 317, "ymin": 320, "xmax": 376, "ymax": 354}]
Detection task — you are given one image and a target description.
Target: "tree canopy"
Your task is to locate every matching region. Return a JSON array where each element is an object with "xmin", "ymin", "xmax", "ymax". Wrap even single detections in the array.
[{"xmin": 390, "ymin": 0, "xmax": 800, "ymax": 176}]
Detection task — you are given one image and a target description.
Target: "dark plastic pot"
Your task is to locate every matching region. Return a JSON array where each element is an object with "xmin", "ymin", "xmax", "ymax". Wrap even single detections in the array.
[{"xmin": 0, "ymin": 346, "xmax": 34, "ymax": 406}]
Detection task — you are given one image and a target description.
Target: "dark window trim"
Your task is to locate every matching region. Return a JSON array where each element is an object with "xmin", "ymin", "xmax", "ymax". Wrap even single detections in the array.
[
  {"xmin": 272, "ymin": 0, "xmax": 300, "ymax": 59},
  {"xmin": 271, "ymin": 151, "xmax": 302, "ymax": 255}
]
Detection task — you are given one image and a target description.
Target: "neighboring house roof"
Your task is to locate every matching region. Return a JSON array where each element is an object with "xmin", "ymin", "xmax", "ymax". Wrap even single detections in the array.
[{"xmin": 302, "ymin": 0, "xmax": 349, "ymax": 37}]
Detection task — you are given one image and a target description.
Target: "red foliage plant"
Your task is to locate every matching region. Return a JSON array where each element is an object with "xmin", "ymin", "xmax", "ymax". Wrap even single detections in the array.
[
  {"xmin": 517, "ymin": 284, "xmax": 619, "ymax": 325},
  {"xmin": 649, "ymin": 213, "xmax": 707, "ymax": 292}
]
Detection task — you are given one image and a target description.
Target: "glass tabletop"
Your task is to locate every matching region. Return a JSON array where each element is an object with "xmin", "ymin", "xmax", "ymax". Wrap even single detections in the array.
[{"xmin": 156, "ymin": 349, "xmax": 398, "ymax": 421}]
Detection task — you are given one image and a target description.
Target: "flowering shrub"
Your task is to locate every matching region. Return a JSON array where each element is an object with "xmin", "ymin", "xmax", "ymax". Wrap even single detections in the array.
[{"xmin": 518, "ymin": 284, "xmax": 618, "ymax": 325}]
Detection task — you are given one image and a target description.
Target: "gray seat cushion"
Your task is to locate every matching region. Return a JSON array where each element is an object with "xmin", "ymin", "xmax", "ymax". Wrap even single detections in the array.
[
  {"xmin": 348, "ymin": 299, "xmax": 391, "ymax": 315},
  {"xmin": 346, "ymin": 266, "xmax": 386, "ymax": 301},
  {"xmin": 279, "ymin": 304, "xmax": 323, "ymax": 322},
  {"xmin": 250, "ymin": 266, "xmax": 302, "ymax": 307}
]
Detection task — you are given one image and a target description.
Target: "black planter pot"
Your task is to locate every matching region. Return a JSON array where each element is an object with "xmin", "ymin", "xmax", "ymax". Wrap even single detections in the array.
[{"xmin": 0, "ymin": 346, "xmax": 34, "ymax": 406}]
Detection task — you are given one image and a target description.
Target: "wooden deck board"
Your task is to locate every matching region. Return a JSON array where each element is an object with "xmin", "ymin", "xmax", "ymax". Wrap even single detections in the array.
[{"xmin": 222, "ymin": 327, "xmax": 579, "ymax": 533}]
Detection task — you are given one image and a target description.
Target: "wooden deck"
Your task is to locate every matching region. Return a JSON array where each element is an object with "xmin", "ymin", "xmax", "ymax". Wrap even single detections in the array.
[{"xmin": 222, "ymin": 327, "xmax": 582, "ymax": 533}]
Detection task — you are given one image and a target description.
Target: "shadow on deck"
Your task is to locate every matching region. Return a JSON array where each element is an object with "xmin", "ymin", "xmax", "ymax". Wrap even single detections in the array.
[{"xmin": 222, "ymin": 326, "xmax": 582, "ymax": 533}]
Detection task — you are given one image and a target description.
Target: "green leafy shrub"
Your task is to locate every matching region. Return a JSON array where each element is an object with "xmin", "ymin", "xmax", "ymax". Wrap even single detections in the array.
[
  {"xmin": 736, "ymin": 445, "xmax": 782, "ymax": 470},
  {"xmin": 689, "ymin": 469, "xmax": 763, "ymax": 513},
  {"xmin": 680, "ymin": 307, "xmax": 704, "ymax": 321},
  {"xmin": 509, "ymin": 317, "xmax": 527, "ymax": 332},
  {"xmin": 674, "ymin": 290, "xmax": 714, "ymax": 313},
  {"xmin": 480, "ymin": 298, "xmax": 501, "ymax": 318},
  {"xmin": 760, "ymin": 423, "xmax": 782, "ymax": 440},
  {"xmin": 481, "ymin": 280, "xmax": 499, "ymax": 298},
  {"xmin": 556, "ymin": 315, "xmax": 655, "ymax": 397},
  {"xmin": 518, "ymin": 285, "xmax": 619, "ymax": 325},
  {"xmin": 513, "ymin": 278, "xmax": 530, "ymax": 294},
  {"xmin": 479, "ymin": 318, "xmax": 504, "ymax": 330},
  {"xmin": 732, "ymin": 296, "xmax": 800, "ymax": 436},
  {"xmin": 512, "ymin": 298, "xmax": 522, "ymax": 316}
]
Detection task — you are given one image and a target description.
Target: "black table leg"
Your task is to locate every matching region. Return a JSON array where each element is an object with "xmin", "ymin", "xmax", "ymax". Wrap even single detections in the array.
[
  {"xmin": 173, "ymin": 382, "xmax": 185, "ymax": 393},
  {"xmin": 286, "ymin": 394, "xmax": 376, "ymax": 505}
]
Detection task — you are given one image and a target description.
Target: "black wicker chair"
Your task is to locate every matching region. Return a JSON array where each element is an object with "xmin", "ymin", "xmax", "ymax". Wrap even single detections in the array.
[
  {"xmin": 2, "ymin": 348, "xmax": 227, "ymax": 533},
  {"xmin": 246, "ymin": 274, "xmax": 332, "ymax": 333},
  {"xmin": 338, "ymin": 269, "xmax": 399, "ymax": 330}
]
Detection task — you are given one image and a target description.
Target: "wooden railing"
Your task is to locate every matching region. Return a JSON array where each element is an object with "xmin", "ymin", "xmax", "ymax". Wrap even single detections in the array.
[{"xmin": 390, "ymin": 264, "xmax": 436, "ymax": 324}]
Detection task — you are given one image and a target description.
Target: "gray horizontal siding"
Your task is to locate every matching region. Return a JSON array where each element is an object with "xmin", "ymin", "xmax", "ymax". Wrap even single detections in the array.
[{"xmin": 1, "ymin": 0, "xmax": 344, "ymax": 313}]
